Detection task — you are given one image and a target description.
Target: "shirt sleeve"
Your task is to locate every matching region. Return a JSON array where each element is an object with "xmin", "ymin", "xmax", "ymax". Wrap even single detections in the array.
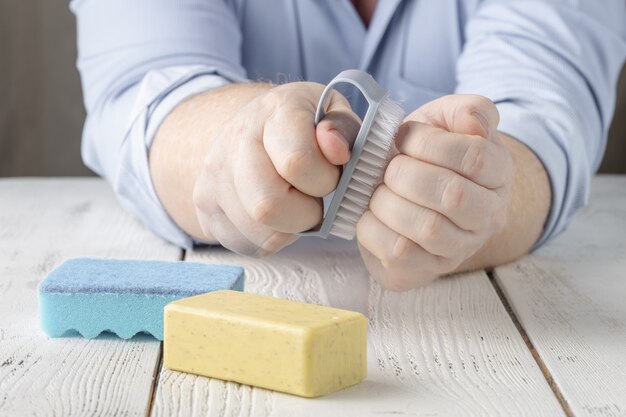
[
  {"xmin": 455, "ymin": 0, "xmax": 626, "ymax": 250},
  {"xmin": 71, "ymin": 0, "xmax": 248, "ymax": 249}
]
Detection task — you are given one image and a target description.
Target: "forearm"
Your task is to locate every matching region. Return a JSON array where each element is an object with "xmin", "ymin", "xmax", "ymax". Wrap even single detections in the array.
[
  {"xmin": 149, "ymin": 82, "xmax": 273, "ymax": 242},
  {"xmin": 457, "ymin": 133, "xmax": 551, "ymax": 272}
]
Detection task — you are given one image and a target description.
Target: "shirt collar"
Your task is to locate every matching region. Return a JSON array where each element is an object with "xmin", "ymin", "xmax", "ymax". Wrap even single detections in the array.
[{"xmin": 359, "ymin": 0, "xmax": 404, "ymax": 71}]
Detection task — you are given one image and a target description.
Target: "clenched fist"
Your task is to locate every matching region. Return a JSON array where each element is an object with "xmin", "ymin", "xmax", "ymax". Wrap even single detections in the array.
[
  {"xmin": 357, "ymin": 95, "xmax": 515, "ymax": 291},
  {"xmin": 192, "ymin": 82, "xmax": 360, "ymax": 256}
]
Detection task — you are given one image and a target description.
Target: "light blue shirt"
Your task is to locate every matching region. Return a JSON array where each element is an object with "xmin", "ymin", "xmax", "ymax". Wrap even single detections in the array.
[{"xmin": 71, "ymin": 0, "xmax": 626, "ymax": 250}]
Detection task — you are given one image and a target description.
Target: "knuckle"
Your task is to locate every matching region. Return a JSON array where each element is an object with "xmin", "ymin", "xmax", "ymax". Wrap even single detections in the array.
[
  {"xmin": 275, "ymin": 149, "xmax": 312, "ymax": 182},
  {"xmin": 269, "ymin": 104, "xmax": 309, "ymax": 128},
  {"xmin": 437, "ymin": 233, "xmax": 464, "ymax": 263},
  {"xmin": 391, "ymin": 234, "xmax": 412, "ymax": 261},
  {"xmin": 441, "ymin": 176, "xmax": 468, "ymax": 212},
  {"xmin": 256, "ymin": 232, "xmax": 290, "ymax": 257},
  {"xmin": 250, "ymin": 196, "xmax": 281, "ymax": 225},
  {"xmin": 460, "ymin": 140, "xmax": 489, "ymax": 180},
  {"xmin": 419, "ymin": 212, "xmax": 445, "ymax": 244},
  {"xmin": 419, "ymin": 127, "xmax": 438, "ymax": 151},
  {"xmin": 380, "ymin": 235, "xmax": 412, "ymax": 267},
  {"xmin": 384, "ymin": 156, "xmax": 404, "ymax": 188}
]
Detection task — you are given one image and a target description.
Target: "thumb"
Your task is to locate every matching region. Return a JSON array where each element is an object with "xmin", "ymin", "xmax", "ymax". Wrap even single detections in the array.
[
  {"xmin": 315, "ymin": 91, "xmax": 362, "ymax": 166},
  {"xmin": 410, "ymin": 94, "xmax": 500, "ymax": 141}
]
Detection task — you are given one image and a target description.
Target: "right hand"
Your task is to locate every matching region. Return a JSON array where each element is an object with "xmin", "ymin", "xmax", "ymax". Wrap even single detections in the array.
[{"xmin": 192, "ymin": 82, "xmax": 360, "ymax": 256}]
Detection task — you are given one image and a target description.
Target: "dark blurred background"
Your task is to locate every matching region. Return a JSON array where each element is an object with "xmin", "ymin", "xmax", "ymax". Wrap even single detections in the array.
[{"xmin": 0, "ymin": 2, "xmax": 624, "ymax": 177}]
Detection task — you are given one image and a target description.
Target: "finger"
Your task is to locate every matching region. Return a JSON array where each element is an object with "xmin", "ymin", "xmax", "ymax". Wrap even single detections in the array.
[
  {"xmin": 369, "ymin": 185, "xmax": 477, "ymax": 260},
  {"xmin": 216, "ymin": 183, "xmax": 298, "ymax": 256},
  {"xmin": 263, "ymin": 88, "xmax": 352, "ymax": 197},
  {"xmin": 384, "ymin": 155, "xmax": 501, "ymax": 231},
  {"xmin": 316, "ymin": 91, "xmax": 361, "ymax": 165},
  {"xmin": 358, "ymin": 244, "xmax": 438, "ymax": 291},
  {"xmin": 356, "ymin": 211, "xmax": 440, "ymax": 291},
  {"xmin": 410, "ymin": 94, "xmax": 500, "ymax": 142},
  {"xmin": 195, "ymin": 209, "xmax": 259, "ymax": 255},
  {"xmin": 395, "ymin": 121, "xmax": 512, "ymax": 189},
  {"xmin": 194, "ymin": 168, "xmax": 297, "ymax": 256},
  {"xmin": 235, "ymin": 136, "xmax": 324, "ymax": 233},
  {"xmin": 264, "ymin": 107, "xmax": 338, "ymax": 197}
]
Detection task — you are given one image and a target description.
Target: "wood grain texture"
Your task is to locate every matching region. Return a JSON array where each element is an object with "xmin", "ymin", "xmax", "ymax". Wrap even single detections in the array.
[
  {"xmin": 0, "ymin": 178, "xmax": 180, "ymax": 417},
  {"xmin": 152, "ymin": 238, "xmax": 564, "ymax": 417},
  {"xmin": 495, "ymin": 175, "xmax": 626, "ymax": 417}
]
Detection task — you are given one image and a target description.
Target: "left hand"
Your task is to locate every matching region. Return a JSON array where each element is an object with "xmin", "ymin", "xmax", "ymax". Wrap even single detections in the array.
[{"xmin": 356, "ymin": 95, "xmax": 514, "ymax": 291}]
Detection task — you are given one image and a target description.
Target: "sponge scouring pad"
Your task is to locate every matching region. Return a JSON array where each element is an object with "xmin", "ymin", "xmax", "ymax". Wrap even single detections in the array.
[{"xmin": 38, "ymin": 258, "xmax": 245, "ymax": 340}]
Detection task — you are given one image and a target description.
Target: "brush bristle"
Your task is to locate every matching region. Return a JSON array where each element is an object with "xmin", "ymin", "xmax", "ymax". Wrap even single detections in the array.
[{"xmin": 330, "ymin": 96, "xmax": 405, "ymax": 240}]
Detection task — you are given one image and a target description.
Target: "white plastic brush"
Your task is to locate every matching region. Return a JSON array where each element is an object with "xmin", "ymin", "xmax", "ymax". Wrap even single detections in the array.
[{"xmin": 300, "ymin": 69, "xmax": 405, "ymax": 240}]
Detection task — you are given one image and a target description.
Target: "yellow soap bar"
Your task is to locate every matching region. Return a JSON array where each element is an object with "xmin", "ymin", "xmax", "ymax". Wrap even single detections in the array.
[{"xmin": 164, "ymin": 290, "xmax": 367, "ymax": 397}]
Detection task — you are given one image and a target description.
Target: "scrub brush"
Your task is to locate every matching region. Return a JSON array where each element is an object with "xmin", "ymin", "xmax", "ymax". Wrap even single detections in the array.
[{"xmin": 301, "ymin": 69, "xmax": 405, "ymax": 240}]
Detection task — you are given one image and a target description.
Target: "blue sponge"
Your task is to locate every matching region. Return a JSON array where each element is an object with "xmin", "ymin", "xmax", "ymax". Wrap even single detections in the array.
[{"xmin": 38, "ymin": 258, "xmax": 245, "ymax": 340}]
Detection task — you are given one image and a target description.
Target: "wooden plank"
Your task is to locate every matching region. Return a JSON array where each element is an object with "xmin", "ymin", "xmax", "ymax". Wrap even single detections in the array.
[
  {"xmin": 0, "ymin": 178, "xmax": 181, "ymax": 417},
  {"xmin": 152, "ymin": 238, "xmax": 564, "ymax": 416},
  {"xmin": 494, "ymin": 175, "xmax": 626, "ymax": 417}
]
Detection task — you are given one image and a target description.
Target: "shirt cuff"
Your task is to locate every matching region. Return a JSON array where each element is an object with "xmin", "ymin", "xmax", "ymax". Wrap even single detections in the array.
[{"xmin": 119, "ymin": 65, "xmax": 248, "ymax": 249}]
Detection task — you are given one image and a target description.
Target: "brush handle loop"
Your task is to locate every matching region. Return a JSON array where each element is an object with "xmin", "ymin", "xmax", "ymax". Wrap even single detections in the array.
[
  {"xmin": 301, "ymin": 70, "xmax": 387, "ymax": 239},
  {"xmin": 314, "ymin": 69, "xmax": 386, "ymax": 124}
]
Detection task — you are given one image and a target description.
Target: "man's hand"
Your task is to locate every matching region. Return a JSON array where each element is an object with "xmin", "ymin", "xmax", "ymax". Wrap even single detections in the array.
[
  {"xmin": 356, "ymin": 95, "xmax": 515, "ymax": 291},
  {"xmin": 190, "ymin": 82, "xmax": 360, "ymax": 256}
]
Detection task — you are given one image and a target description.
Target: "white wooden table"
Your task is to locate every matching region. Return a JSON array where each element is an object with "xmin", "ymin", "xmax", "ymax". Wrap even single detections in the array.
[{"xmin": 0, "ymin": 176, "xmax": 624, "ymax": 417}]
